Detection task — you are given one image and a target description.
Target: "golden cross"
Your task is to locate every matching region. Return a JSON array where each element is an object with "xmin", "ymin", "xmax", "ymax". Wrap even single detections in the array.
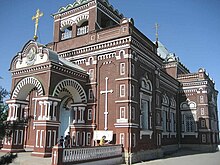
[
  {"xmin": 32, "ymin": 9, "xmax": 43, "ymax": 41},
  {"xmin": 155, "ymin": 23, "xmax": 159, "ymax": 42}
]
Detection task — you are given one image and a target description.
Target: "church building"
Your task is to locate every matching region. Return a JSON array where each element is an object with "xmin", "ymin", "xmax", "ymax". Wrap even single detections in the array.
[{"xmin": 2, "ymin": 0, "xmax": 219, "ymax": 164}]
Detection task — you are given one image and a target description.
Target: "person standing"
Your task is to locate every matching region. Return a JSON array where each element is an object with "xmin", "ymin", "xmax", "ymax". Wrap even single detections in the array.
[
  {"xmin": 65, "ymin": 132, "xmax": 71, "ymax": 148},
  {"xmin": 59, "ymin": 136, "xmax": 64, "ymax": 148},
  {"xmin": 99, "ymin": 136, "xmax": 106, "ymax": 146}
]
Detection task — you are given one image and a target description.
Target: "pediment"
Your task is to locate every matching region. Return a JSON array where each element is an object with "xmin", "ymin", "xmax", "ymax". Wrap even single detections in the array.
[
  {"xmin": 12, "ymin": 40, "xmax": 50, "ymax": 70},
  {"xmin": 10, "ymin": 40, "xmax": 86, "ymax": 73}
]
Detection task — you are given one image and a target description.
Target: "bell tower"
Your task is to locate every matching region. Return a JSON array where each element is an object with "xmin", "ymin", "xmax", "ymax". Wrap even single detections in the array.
[{"xmin": 52, "ymin": 0, "xmax": 123, "ymax": 53}]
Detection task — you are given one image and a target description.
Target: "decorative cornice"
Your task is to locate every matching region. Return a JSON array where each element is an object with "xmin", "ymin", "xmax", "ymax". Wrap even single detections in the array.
[
  {"xmin": 11, "ymin": 63, "xmax": 50, "ymax": 76},
  {"xmin": 59, "ymin": 36, "xmax": 131, "ymax": 58},
  {"xmin": 115, "ymin": 100, "xmax": 138, "ymax": 104},
  {"xmin": 115, "ymin": 77, "xmax": 138, "ymax": 82},
  {"xmin": 54, "ymin": 0, "xmax": 95, "ymax": 18},
  {"xmin": 97, "ymin": 1, "xmax": 122, "ymax": 23},
  {"xmin": 181, "ymin": 81, "xmax": 208, "ymax": 87}
]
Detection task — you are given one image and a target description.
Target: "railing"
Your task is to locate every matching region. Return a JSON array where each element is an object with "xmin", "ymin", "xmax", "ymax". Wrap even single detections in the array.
[
  {"xmin": 77, "ymin": 26, "xmax": 88, "ymax": 36},
  {"xmin": 61, "ymin": 31, "xmax": 72, "ymax": 40},
  {"xmin": 63, "ymin": 145, "xmax": 122, "ymax": 162},
  {"xmin": 52, "ymin": 144, "xmax": 122, "ymax": 165}
]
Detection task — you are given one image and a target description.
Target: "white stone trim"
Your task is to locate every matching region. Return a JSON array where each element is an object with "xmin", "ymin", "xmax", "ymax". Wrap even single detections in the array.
[
  {"xmin": 181, "ymin": 132, "xmax": 198, "ymax": 138},
  {"xmin": 115, "ymin": 77, "xmax": 138, "ymax": 82},
  {"xmin": 19, "ymin": 130, "xmax": 23, "ymax": 145},
  {"xmin": 47, "ymin": 130, "xmax": 52, "ymax": 148},
  {"xmin": 53, "ymin": 130, "xmax": 57, "ymax": 146},
  {"xmin": 140, "ymin": 130, "xmax": 153, "ymax": 139},
  {"xmin": 116, "ymin": 118, "xmax": 128, "ymax": 123},
  {"xmin": 12, "ymin": 77, "xmax": 44, "ymax": 99},
  {"xmin": 86, "ymin": 132, "xmax": 91, "ymax": 146},
  {"xmin": 36, "ymin": 130, "xmax": 40, "ymax": 148},
  {"xmin": 114, "ymin": 123, "xmax": 139, "ymax": 128},
  {"xmin": 40, "ymin": 130, "xmax": 44, "ymax": 148},
  {"xmin": 53, "ymin": 79, "xmax": 87, "ymax": 103},
  {"xmin": 115, "ymin": 100, "xmax": 138, "ymax": 104},
  {"xmin": 70, "ymin": 124, "xmax": 96, "ymax": 129},
  {"xmin": 62, "ymin": 37, "xmax": 131, "ymax": 59}
]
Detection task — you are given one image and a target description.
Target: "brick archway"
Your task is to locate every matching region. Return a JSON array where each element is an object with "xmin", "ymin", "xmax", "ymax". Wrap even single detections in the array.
[
  {"xmin": 52, "ymin": 79, "xmax": 87, "ymax": 103},
  {"xmin": 11, "ymin": 77, "xmax": 44, "ymax": 99}
]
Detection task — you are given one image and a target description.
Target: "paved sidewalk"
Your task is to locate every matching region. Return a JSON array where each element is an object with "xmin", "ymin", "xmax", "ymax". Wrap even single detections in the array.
[
  {"xmin": 0, "ymin": 152, "xmax": 51, "ymax": 165},
  {"xmin": 136, "ymin": 148, "xmax": 220, "ymax": 165}
]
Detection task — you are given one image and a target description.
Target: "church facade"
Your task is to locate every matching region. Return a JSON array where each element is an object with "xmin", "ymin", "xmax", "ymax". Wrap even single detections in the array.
[{"xmin": 2, "ymin": 0, "xmax": 219, "ymax": 163}]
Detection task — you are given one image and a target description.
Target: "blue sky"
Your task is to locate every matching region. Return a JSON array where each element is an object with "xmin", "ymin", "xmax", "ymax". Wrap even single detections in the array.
[{"xmin": 0, "ymin": 0, "xmax": 220, "ymax": 117}]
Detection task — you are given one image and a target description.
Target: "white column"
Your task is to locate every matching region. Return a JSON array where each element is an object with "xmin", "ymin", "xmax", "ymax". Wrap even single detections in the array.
[
  {"xmin": 20, "ymin": 105, "xmax": 23, "ymax": 119},
  {"xmin": 38, "ymin": 101, "xmax": 43, "ymax": 120},
  {"xmin": 13, "ymin": 104, "xmax": 20, "ymax": 120},
  {"xmin": 74, "ymin": 107, "xmax": 78, "ymax": 123},
  {"xmin": 12, "ymin": 104, "xmax": 15, "ymax": 119},
  {"xmin": 78, "ymin": 107, "xmax": 85, "ymax": 123},
  {"xmin": 7, "ymin": 104, "xmax": 12, "ymax": 121},
  {"xmin": 81, "ymin": 107, "xmax": 85, "ymax": 123},
  {"xmin": 52, "ymin": 102, "xmax": 58, "ymax": 121},
  {"xmin": 48, "ymin": 101, "xmax": 52, "ymax": 120},
  {"xmin": 15, "ymin": 104, "xmax": 18, "ymax": 120},
  {"xmin": 44, "ymin": 101, "xmax": 48, "ymax": 118},
  {"xmin": 78, "ymin": 107, "xmax": 82, "ymax": 123},
  {"xmin": 33, "ymin": 98, "xmax": 37, "ymax": 120},
  {"xmin": 43, "ymin": 101, "xmax": 52, "ymax": 120}
]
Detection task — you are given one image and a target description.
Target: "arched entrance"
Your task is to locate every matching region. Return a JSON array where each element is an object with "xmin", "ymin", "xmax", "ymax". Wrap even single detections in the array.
[
  {"xmin": 4, "ymin": 76, "xmax": 44, "ymax": 150},
  {"xmin": 52, "ymin": 79, "xmax": 87, "ymax": 139},
  {"xmin": 59, "ymin": 97, "xmax": 74, "ymax": 137}
]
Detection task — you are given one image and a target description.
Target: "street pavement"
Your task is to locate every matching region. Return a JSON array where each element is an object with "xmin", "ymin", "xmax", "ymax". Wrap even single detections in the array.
[{"xmin": 136, "ymin": 148, "xmax": 220, "ymax": 165}]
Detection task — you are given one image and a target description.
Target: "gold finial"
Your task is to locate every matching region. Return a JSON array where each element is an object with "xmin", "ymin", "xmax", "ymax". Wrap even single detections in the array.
[
  {"xmin": 155, "ymin": 23, "xmax": 159, "ymax": 42},
  {"xmin": 32, "ymin": 9, "xmax": 43, "ymax": 41}
]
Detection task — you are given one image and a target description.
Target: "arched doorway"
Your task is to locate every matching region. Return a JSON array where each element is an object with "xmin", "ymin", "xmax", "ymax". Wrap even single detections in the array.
[
  {"xmin": 9, "ymin": 77, "xmax": 44, "ymax": 149},
  {"xmin": 59, "ymin": 97, "xmax": 74, "ymax": 138},
  {"xmin": 53, "ymin": 79, "xmax": 87, "ymax": 140}
]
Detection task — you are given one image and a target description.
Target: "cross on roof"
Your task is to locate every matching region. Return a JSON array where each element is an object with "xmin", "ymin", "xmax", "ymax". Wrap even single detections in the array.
[
  {"xmin": 32, "ymin": 9, "xmax": 43, "ymax": 41},
  {"xmin": 155, "ymin": 23, "xmax": 159, "ymax": 42}
]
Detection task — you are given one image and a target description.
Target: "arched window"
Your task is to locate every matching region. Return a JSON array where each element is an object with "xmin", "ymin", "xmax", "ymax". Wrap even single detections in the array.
[
  {"xmin": 185, "ymin": 114, "xmax": 196, "ymax": 132},
  {"xmin": 170, "ymin": 97, "xmax": 176, "ymax": 133},
  {"xmin": 141, "ymin": 79, "xmax": 152, "ymax": 92},
  {"xmin": 180, "ymin": 100, "xmax": 197, "ymax": 134},
  {"xmin": 180, "ymin": 100, "xmax": 196, "ymax": 110},
  {"xmin": 119, "ymin": 50, "xmax": 125, "ymax": 58},
  {"xmin": 170, "ymin": 97, "xmax": 176, "ymax": 108},
  {"xmin": 140, "ymin": 74, "xmax": 152, "ymax": 135},
  {"xmin": 162, "ymin": 94, "xmax": 169, "ymax": 133},
  {"xmin": 77, "ymin": 20, "xmax": 89, "ymax": 36},
  {"xmin": 61, "ymin": 25, "xmax": 72, "ymax": 40}
]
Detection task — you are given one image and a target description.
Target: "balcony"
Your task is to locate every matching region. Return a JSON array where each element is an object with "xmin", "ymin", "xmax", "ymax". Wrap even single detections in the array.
[
  {"xmin": 61, "ymin": 31, "xmax": 72, "ymax": 40},
  {"xmin": 77, "ymin": 26, "xmax": 88, "ymax": 36}
]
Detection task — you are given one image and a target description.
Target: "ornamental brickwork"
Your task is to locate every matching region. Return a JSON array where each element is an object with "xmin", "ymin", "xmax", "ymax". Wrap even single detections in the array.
[{"xmin": 2, "ymin": 0, "xmax": 218, "ymax": 164}]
